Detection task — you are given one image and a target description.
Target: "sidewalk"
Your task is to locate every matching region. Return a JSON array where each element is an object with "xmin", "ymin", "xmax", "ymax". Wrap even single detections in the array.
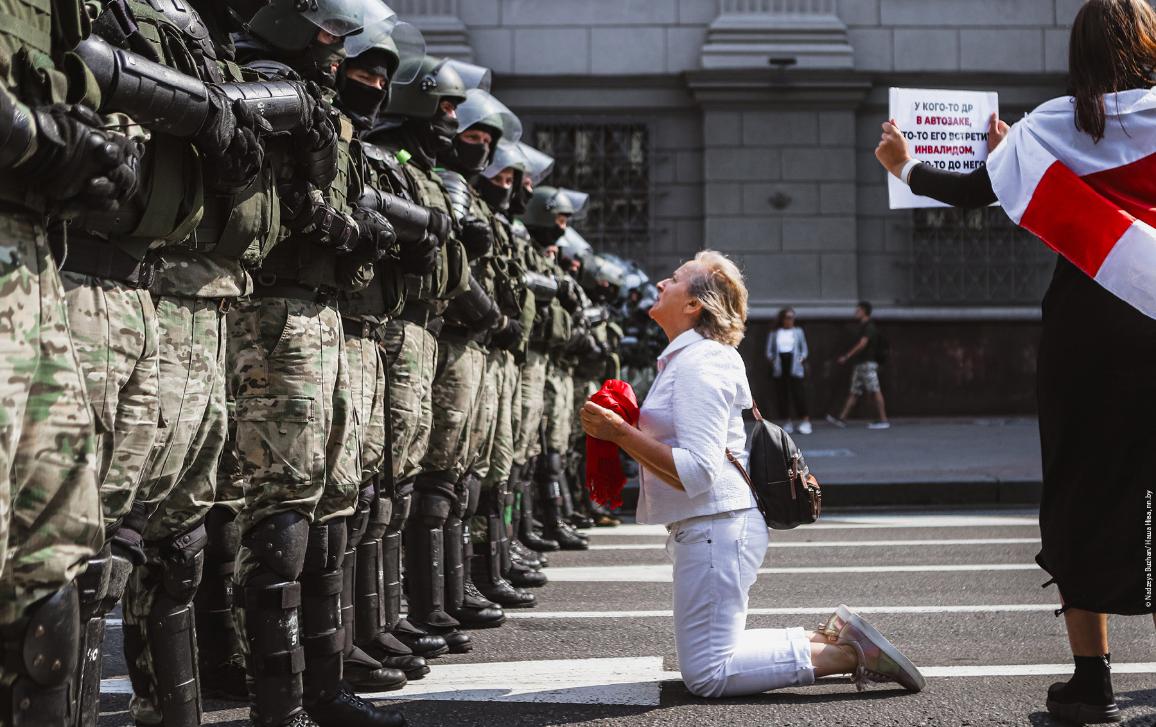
[{"xmin": 618, "ymin": 418, "xmax": 1043, "ymax": 510}]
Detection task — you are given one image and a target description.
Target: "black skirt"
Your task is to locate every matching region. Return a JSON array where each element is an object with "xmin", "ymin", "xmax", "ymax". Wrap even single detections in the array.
[{"xmin": 1035, "ymin": 258, "xmax": 1156, "ymax": 614}]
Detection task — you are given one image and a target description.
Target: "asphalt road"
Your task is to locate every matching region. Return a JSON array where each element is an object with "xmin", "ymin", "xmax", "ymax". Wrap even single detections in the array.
[{"xmin": 97, "ymin": 508, "xmax": 1156, "ymax": 726}]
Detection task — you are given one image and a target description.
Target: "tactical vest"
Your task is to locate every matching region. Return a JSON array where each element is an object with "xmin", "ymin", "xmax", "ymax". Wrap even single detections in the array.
[
  {"xmin": 489, "ymin": 209, "xmax": 535, "ymax": 355},
  {"xmin": 400, "ymin": 160, "xmax": 468, "ymax": 305},
  {"xmin": 0, "ymin": 0, "xmax": 83, "ymax": 210},
  {"xmin": 257, "ymin": 111, "xmax": 363, "ymax": 292}
]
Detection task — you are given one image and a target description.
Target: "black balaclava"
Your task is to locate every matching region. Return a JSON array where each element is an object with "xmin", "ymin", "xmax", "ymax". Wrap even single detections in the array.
[
  {"xmin": 337, "ymin": 50, "xmax": 393, "ymax": 129},
  {"xmin": 509, "ymin": 176, "xmax": 531, "ymax": 216},
  {"xmin": 398, "ymin": 108, "xmax": 459, "ymax": 169},
  {"xmin": 441, "ymin": 135, "xmax": 490, "ymax": 176},
  {"xmin": 478, "ymin": 177, "xmax": 512, "ymax": 210},
  {"xmin": 528, "ymin": 222, "xmax": 566, "ymax": 248}
]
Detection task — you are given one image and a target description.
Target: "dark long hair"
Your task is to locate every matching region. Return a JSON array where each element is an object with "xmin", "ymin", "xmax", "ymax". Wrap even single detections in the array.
[
  {"xmin": 776, "ymin": 307, "xmax": 796, "ymax": 329},
  {"xmin": 1068, "ymin": 0, "xmax": 1156, "ymax": 141}
]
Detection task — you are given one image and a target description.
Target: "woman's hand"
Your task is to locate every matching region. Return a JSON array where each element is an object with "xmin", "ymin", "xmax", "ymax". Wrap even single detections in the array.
[
  {"xmin": 987, "ymin": 112, "xmax": 1010, "ymax": 154},
  {"xmin": 581, "ymin": 401, "xmax": 626, "ymax": 443},
  {"xmin": 875, "ymin": 119, "xmax": 912, "ymax": 178}
]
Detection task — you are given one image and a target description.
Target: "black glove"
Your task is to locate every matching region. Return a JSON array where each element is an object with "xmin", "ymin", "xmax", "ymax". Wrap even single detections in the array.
[
  {"xmin": 295, "ymin": 82, "xmax": 339, "ymax": 188},
  {"xmin": 557, "ymin": 277, "xmax": 581, "ymax": 312},
  {"xmin": 425, "ymin": 207, "xmax": 452, "ymax": 245},
  {"xmin": 459, "ymin": 216, "xmax": 493, "ymax": 259},
  {"xmin": 490, "ymin": 316, "xmax": 524, "ymax": 350},
  {"xmin": 24, "ymin": 104, "xmax": 143, "ymax": 214},
  {"xmin": 351, "ymin": 206, "xmax": 396, "ymax": 261},
  {"xmin": 399, "ymin": 230, "xmax": 438, "ymax": 275},
  {"xmin": 282, "ymin": 183, "xmax": 358, "ymax": 253},
  {"xmin": 201, "ymin": 89, "xmax": 269, "ymax": 193}
]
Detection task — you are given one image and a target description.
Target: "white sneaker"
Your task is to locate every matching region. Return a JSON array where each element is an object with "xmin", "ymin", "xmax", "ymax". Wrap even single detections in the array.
[
  {"xmin": 783, "ymin": 421, "xmax": 794, "ymax": 434},
  {"xmin": 867, "ymin": 421, "xmax": 891, "ymax": 430},
  {"xmin": 798, "ymin": 421, "xmax": 813, "ymax": 435}
]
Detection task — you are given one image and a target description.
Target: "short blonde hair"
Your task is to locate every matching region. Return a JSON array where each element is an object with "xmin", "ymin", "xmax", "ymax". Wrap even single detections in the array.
[{"xmin": 687, "ymin": 250, "xmax": 748, "ymax": 347}]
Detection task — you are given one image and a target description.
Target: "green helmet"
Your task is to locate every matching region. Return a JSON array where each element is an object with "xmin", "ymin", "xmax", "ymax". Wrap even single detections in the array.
[
  {"xmin": 384, "ymin": 55, "xmax": 468, "ymax": 120},
  {"xmin": 247, "ymin": 0, "xmax": 387, "ymax": 54},
  {"xmin": 523, "ymin": 186, "xmax": 588, "ymax": 228}
]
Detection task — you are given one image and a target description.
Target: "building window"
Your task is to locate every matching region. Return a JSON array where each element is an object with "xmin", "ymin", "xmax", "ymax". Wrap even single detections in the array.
[
  {"xmin": 531, "ymin": 123, "xmax": 650, "ymax": 258},
  {"xmin": 908, "ymin": 207, "xmax": 1055, "ymax": 304}
]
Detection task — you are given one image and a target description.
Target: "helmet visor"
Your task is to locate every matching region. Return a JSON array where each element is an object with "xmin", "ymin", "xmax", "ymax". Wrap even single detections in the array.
[
  {"xmin": 444, "ymin": 59, "xmax": 492, "ymax": 91},
  {"xmin": 484, "ymin": 139, "xmax": 529, "ymax": 178},
  {"xmin": 558, "ymin": 226, "xmax": 593, "ymax": 261},
  {"xmin": 455, "ymin": 89, "xmax": 522, "ymax": 144},
  {"xmin": 557, "ymin": 188, "xmax": 589, "ymax": 220},
  {"xmin": 517, "ymin": 142, "xmax": 555, "ymax": 185},
  {"xmin": 345, "ymin": 17, "xmax": 426, "ymax": 82},
  {"xmin": 300, "ymin": 0, "xmax": 384, "ymax": 38}
]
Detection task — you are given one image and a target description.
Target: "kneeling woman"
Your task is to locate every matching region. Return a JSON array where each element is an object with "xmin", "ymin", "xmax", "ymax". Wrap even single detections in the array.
[{"xmin": 581, "ymin": 250, "xmax": 924, "ymax": 698}]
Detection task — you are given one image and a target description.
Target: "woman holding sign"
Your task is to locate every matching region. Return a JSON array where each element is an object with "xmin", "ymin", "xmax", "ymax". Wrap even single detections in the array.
[{"xmin": 876, "ymin": 0, "xmax": 1156, "ymax": 723}]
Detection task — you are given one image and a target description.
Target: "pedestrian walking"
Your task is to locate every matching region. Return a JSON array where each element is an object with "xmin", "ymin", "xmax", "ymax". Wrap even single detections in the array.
[
  {"xmin": 580, "ymin": 250, "xmax": 923, "ymax": 699},
  {"xmin": 827, "ymin": 301, "xmax": 890, "ymax": 430},
  {"xmin": 765, "ymin": 307, "xmax": 811, "ymax": 434},
  {"xmin": 875, "ymin": 1, "xmax": 1156, "ymax": 721}
]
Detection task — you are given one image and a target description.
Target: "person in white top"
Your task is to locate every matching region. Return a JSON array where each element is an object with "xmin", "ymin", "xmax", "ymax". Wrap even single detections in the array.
[
  {"xmin": 581, "ymin": 250, "xmax": 924, "ymax": 699},
  {"xmin": 765, "ymin": 307, "xmax": 812, "ymax": 434}
]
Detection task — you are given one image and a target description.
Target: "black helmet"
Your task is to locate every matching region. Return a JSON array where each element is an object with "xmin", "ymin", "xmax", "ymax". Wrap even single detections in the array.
[
  {"xmin": 383, "ymin": 55, "xmax": 468, "ymax": 120},
  {"xmin": 247, "ymin": 0, "xmax": 385, "ymax": 54}
]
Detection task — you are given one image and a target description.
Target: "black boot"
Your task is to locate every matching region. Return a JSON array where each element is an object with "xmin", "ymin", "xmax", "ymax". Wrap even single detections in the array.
[
  {"xmin": 195, "ymin": 506, "xmax": 248, "ymax": 701},
  {"xmin": 380, "ymin": 484, "xmax": 449, "ymax": 660},
  {"xmin": 354, "ymin": 494, "xmax": 430, "ymax": 679},
  {"xmin": 342, "ymin": 497, "xmax": 408, "ymax": 693},
  {"xmin": 508, "ymin": 558, "xmax": 548, "ymax": 589},
  {"xmin": 446, "ymin": 476, "xmax": 506, "ymax": 628},
  {"xmin": 403, "ymin": 479, "xmax": 472, "ymax": 653},
  {"xmin": 1046, "ymin": 654, "xmax": 1121, "ymax": 724},
  {"xmin": 306, "ymin": 684, "xmax": 406, "ymax": 727},
  {"xmin": 517, "ymin": 469, "xmax": 558, "ymax": 552},
  {"xmin": 472, "ymin": 509, "xmax": 536, "ymax": 608},
  {"xmin": 539, "ymin": 452, "xmax": 589, "ymax": 551},
  {"xmin": 511, "ymin": 539, "xmax": 546, "ymax": 569},
  {"xmin": 0, "ymin": 584, "xmax": 81, "ymax": 727}
]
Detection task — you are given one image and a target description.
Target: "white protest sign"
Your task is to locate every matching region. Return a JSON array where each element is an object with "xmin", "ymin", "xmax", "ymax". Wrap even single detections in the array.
[{"xmin": 887, "ymin": 87, "xmax": 999, "ymax": 209}]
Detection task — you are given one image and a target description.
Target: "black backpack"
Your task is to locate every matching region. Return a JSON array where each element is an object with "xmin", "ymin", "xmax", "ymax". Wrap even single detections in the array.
[
  {"xmin": 875, "ymin": 330, "xmax": 891, "ymax": 365},
  {"xmin": 727, "ymin": 404, "xmax": 822, "ymax": 530}
]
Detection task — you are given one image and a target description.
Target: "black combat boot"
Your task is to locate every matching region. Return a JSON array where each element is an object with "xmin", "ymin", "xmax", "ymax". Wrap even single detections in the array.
[
  {"xmin": 1046, "ymin": 654, "xmax": 1121, "ymax": 724},
  {"xmin": 195, "ymin": 507, "xmax": 248, "ymax": 700},
  {"xmin": 403, "ymin": 479, "xmax": 472, "ymax": 653}
]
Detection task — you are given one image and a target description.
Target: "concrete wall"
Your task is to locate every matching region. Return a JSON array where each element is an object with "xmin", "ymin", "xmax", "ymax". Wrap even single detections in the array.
[{"xmin": 397, "ymin": 0, "xmax": 1104, "ymax": 413}]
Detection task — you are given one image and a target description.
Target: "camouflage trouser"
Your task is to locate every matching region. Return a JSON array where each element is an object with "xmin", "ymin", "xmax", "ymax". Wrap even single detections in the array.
[
  {"xmin": 0, "ymin": 213, "xmax": 101, "ymax": 626},
  {"xmin": 382, "ymin": 318, "xmax": 436, "ymax": 482},
  {"xmin": 420, "ymin": 339, "xmax": 486, "ymax": 481},
  {"xmin": 463, "ymin": 348, "xmax": 501, "ymax": 481},
  {"xmin": 470, "ymin": 349, "xmax": 518, "ymax": 544},
  {"xmin": 513, "ymin": 349, "xmax": 548, "ymax": 465},
  {"xmin": 228, "ymin": 297, "xmax": 360, "ymax": 586},
  {"xmin": 345, "ymin": 328, "xmax": 387, "ymax": 484},
  {"xmin": 61, "ymin": 272, "xmax": 160, "ymax": 529},
  {"xmin": 543, "ymin": 363, "xmax": 574, "ymax": 454},
  {"xmin": 123, "ymin": 295, "xmax": 229, "ymax": 724},
  {"xmin": 214, "ymin": 397, "xmax": 245, "ymax": 514}
]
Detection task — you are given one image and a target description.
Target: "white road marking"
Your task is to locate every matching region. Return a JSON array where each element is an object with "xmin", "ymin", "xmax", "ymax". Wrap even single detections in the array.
[
  {"xmin": 99, "ymin": 658, "xmax": 1156, "ymax": 705},
  {"xmin": 588, "ymin": 538, "xmax": 1040, "ymax": 551},
  {"xmin": 544, "ymin": 563, "xmax": 1042, "ymax": 582},
  {"xmin": 506, "ymin": 604, "xmax": 1058, "ymax": 619},
  {"xmin": 587, "ymin": 514, "xmax": 1038, "ymax": 537},
  {"xmin": 102, "ymin": 657, "xmax": 668, "ymax": 705}
]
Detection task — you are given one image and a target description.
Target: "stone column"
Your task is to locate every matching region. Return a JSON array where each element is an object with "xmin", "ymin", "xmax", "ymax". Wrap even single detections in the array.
[
  {"xmin": 392, "ymin": 0, "xmax": 472, "ymax": 61},
  {"xmin": 689, "ymin": 1, "xmax": 865, "ymax": 313}
]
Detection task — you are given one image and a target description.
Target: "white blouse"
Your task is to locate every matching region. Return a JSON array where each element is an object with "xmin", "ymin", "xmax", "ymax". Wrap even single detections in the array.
[{"xmin": 634, "ymin": 329, "xmax": 758, "ymax": 525}]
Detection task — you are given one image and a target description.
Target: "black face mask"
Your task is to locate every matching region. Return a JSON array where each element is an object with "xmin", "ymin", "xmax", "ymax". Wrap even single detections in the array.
[
  {"xmin": 305, "ymin": 42, "xmax": 344, "ymax": 86},
  {"xmin": 528, "ymin": 223, "xmax": 565, "ymax": 248},
  {"xmin": 429, "ymin": 109, "xmax": 459, "ymax": 152},
  {"xmin": 337, "ymin": 77, "xmax": 388, "ymax": 128},
  {"xmin": 478, "ymin": 179, "xmax": 512, "ymax": 210},
  {"xmin": 443, "ymin": 137, "xmax": 490, "ymax": 176},
  {"xmin": 508, "ymin": 183, "xmax": 531, "ymax": 215}
]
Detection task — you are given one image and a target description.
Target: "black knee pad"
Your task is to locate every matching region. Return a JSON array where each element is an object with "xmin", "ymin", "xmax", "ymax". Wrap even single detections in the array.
[
  {"xmin": 242, "ymin": 511, "xmax": 310, "ymax": 584},
  {"xmin": 414, "ymin": 470, "xmax": 457, "ymax": 500},
  {"xmin": 203, "ymin": 506, "xmax": 240, "ymax": 565},
  {"xmin": 542, "ymin": 451, "xmax": 564, "ymax": 479},
  {"xmin": 364, "ymin": 493, "xmax": 392, "ymax": 541},
  {"xmin": 9, "ymin": 584, "xmax": 80, "ymax": 689},
  {"xmin": 410, "ymin": 488, "xmax": 454, "ymax": 527},
  {"xmin": 302, "ymin": 520, "xmax": 347, "ymax": 576},
  {"xmin": 157, "ymin": 524, "xmax": 208, "ymax": 603},
  {"xmin": 462, "ymin": 474, "xmax": 483, "ymax": 519},
  {"xmin": 386, "ymin": 491, "xmax": 410, "ymax": 533}
]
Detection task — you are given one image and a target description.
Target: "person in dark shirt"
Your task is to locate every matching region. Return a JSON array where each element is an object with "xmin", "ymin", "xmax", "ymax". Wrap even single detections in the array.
[{"xmin": 826, "ymin": 301, "xmax": 889, "ymax": 429}]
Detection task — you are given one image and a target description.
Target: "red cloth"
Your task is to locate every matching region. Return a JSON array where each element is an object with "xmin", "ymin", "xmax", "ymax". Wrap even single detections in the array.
[{"xmin": 585, "ymin": 379, "xmax": 640, "ymax": 509}]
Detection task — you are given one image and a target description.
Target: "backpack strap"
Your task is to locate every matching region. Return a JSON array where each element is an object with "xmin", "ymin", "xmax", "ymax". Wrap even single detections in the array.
[{"xmin": 750, "ymin": 401, "xmax": 764, "ymax": 422}]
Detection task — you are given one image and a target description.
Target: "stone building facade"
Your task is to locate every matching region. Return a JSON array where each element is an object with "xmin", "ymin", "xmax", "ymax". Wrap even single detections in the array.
[{"xmin": 394, "ymin": 0, "xmax": 1089, "ymax": 415}]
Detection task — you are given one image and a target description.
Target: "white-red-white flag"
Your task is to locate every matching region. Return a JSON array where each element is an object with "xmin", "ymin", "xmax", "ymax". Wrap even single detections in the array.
[{"xmin": 986, "ymin": 88, "xmax": 1156, "ymax": 319}]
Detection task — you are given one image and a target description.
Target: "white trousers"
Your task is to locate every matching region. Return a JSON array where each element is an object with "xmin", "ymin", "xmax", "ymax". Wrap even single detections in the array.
[{"xmin": 668, "ymin": 507, "xmax": 815, "ymax": 698}]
